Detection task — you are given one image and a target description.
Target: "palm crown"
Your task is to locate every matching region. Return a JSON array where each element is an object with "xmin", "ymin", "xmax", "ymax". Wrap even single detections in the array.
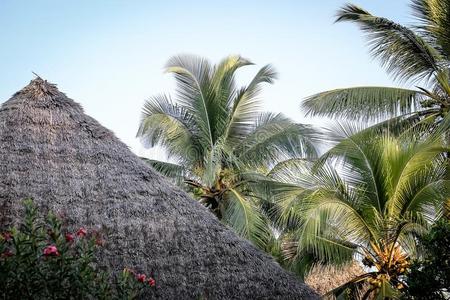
[
  {"xmin": 302, "ymin": 1, "xmax": 450, "ymax": 129},
  {"xmin": 271, "ymin": 122, "xmax": 450, "ymax": 298},
  {"xmin": 137, "ymin": 55, "xmax": 318, "ymax": 247}
]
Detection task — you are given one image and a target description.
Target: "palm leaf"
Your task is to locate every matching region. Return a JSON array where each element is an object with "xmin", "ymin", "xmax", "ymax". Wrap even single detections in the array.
[
  {"xmin": 137, "ymin": 94, "xmax": 202, "ymax": 162},
  {"xmin": 328, "ymin": 272, "xmax": 376, "ymax": 299},
  {"xmin": 142, "ymin": 158, "xmax": 187, "ymax": 180},
  {"xmin": 210, "ymin": 55, "xmax": 253, "ymax": 141},
  {"xmin": 224, "ymin": 188, "xmax": 270, "ymax": 248},
  {"xmin": 302, "ymin": 86, "xmax": 427, "ymax": 120},
  {"xmin": 336, "ymin": 3, "xmax": 444, "ymax": 83},
  {"xmin": 384, "ymin": 136, "xmax": 448, "ymax": 219},
  {"xmin": 236, "ymin": 113, "xmax": 319, "ymax": 167},
  {"xmin": 318, "ymin": 122, "xmax": 388, "ymax": 214},
  {"xmin": 224, "ymin": 64, "xmax": 278, "ymax": 146},
  {"xmin": 165, "ymin": 55, "xmax": 215, "ymax": 147},
  {"xmin": 411, "ymin": 0, "xmax": 450, "ymax": 59}
]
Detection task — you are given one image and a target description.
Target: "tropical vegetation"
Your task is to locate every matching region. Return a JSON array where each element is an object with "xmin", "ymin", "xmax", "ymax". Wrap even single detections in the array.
[
  {"xmin": 136, "ymin": 1, "xmax": 450, "ymax": 299},
  {"xmin": 0, "ymin": 199, "xmax": 156, "ymax": 300},
  {"xmin": 287, "ymin": 1, "xmax": 450, "ymax": 298},
  {"xmin": 303, "ymin": 1, "xmax": 450, "ymax": 134},
  {"xmin": 405, "ymin": 219, "xmax": 450, "ymax": 299},
  {"xmin": 3, "ymin": 0, "xmax": 450, "ymax": 299},
  {"xmin": 137, "ymin": 55, "xmax": 318, "ymax": 248},
  {"xmin": 267, "ymin": 123, "xmax": 450, "ymax": 298}
]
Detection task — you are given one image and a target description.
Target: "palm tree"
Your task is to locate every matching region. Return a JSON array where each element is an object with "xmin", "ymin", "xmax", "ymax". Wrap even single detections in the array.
[
  {"xmin": 302, "ymin": 1, "xmax": 450, "ymax": 131},
  {"xmin": 137, "ymin": 55, "xmax": 318, "ymax": 248},
  {"xmin": 270, "ymin": 123, "xmax": 450, "ymax": 298}
]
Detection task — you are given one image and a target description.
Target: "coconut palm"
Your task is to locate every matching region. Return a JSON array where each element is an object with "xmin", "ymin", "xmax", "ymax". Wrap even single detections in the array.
[
  {"xmin": 270, "ymin": 123, "xmax": 450, "ymax": 299},
  {"xmin": 137, "ymin": 55, "xmax": 318, "ymax": 248},
  {"xmin": 302, "ymin": 1, "xmax": 450, "ymax": 131}
]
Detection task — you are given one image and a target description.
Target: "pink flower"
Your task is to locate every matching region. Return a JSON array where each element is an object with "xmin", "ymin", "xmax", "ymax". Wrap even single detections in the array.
[
  {"xmin": 1, "ymin": 249, "xmax": 13, "ymax": 257},
  {"xmin": 76, "ymin": 228, "xmax": 87, "ymax": 237},
  {"xmin": 43, "ymin": 245, "xmax": 60, "ymax": 256},
  {"xmin": 2, "ymin": 232, "xmax": 12, "ymax": 241},
  {"xmin": 65, "ymin": 233, "xmax": 74, "ymax": 243},
  {"xmin": 148, "ymin": 277, "xmax": 156, "ymax": 287},
  {"xmin": 136, "ymin": 273, "xmax": 146, "ymax": 282}
]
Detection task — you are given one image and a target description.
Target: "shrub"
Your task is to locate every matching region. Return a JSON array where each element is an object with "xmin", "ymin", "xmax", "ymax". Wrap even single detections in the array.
[
  {"xmin": 0, "ymin": 199, "xmax": 156, "ymax": 299},
  {"xmin": 404, "ymin": 219, "xmax": 450, "ymax": 299}
]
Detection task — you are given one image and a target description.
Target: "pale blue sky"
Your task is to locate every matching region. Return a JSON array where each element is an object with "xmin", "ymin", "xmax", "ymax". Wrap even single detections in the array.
[{"xmin": 0, "ymin": 0, "xmax": 412, "ymax": 157}]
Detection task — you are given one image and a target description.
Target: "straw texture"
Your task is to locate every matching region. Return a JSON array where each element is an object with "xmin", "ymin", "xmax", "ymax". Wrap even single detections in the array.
[{"xmin": 0, "ymin": 78, "xmax": 318, "ymax": 299}]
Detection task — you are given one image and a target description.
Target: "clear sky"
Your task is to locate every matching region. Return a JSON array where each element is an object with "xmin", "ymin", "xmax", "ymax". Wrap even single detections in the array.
[{"xmin": 0, "ymin": 0, "xmax": 412, "ymax": 158}]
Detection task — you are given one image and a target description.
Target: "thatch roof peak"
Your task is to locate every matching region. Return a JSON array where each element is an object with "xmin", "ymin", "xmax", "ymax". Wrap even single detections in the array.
[
  {"xmin": 0, "ymin": 79, "xmax": 318, "ymax": 299},
  {"xmin": 6, "ymin": 78, "xmax": 85, "ymax": 122},
  {"xmin": 14, "ymin": 77, "xmax": 61, "ymax": 99}
]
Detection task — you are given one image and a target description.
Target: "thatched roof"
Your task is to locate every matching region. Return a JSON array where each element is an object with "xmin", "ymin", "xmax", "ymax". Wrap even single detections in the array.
[
  {"xmin": 0, "ymin": 78, "xmax": 318, "ymax": 299},
  {"xmin": 305, "ymin": 262, "xmax": 366, "ymax": 299}
]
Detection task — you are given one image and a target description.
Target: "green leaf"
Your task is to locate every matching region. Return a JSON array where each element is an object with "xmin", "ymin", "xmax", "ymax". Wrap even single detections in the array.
[
  {"xmin": 224, "ymin": 188, "xmax": 271, "ymax": 248},
  {"xmin": 165, "ymin": 55, "xmax": 215, "ymax": 147},
  {"xmin": 224, "ymin": 64, "xmax": 278, "ymax": 146},
  {"xmin": 376, "ymin": 279, "xmax": 401, "ymax": 299},
  {"xmin": 411, "ymin": 0, "xmax": 450, "ymax": 59},
  {"xmin": 137, "ymin": 94, "xmax": 203, "ymax": 163},
  {"xmin": 236, "ymin": 113, "xmax": 319, "ymax": 167},
  {"xmin": 336, "ymin": 3, "xmax": 444, "ymax": 83},
  {"xmin": 302, "ymin": 86, "xmax": 426, "ymax": 120},
  {"xmin": 141, "ymin": 158, "xmax": 187, "ymax": 180}
]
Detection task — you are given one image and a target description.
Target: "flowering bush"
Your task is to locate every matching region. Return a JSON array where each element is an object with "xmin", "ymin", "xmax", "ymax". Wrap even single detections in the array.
[{"xmin": 0, "ymin": 199, "xmax": 156, "ymax": 299}]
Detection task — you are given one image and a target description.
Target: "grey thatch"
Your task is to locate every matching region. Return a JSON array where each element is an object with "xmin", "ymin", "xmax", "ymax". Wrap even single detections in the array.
[
  {"xmin": 305, "ymin": 262, "xmax": 366, "ymax": 299},
  {"xmin": 0, "ymin": 78, "xmax": 318, "ymax": 299}
]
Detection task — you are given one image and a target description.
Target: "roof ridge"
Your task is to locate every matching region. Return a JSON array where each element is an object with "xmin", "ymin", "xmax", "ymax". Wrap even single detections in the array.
[{"xmin": 13, "ymin": 77, "xmax": 61, "ymax": 99}]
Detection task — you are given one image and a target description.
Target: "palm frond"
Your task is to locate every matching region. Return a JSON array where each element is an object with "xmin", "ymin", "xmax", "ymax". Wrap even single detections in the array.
[
  {"xmin": 267, "ymin": 158, "xmax": 316, "ymax": 184},
  {"xmin": 411, "ymin": 0, "xmax": 450, "ymax": 59},
  {"xmin": 141, "ymin": 158, "xmax": 187, "ymax": 180},
  {"xmin": 336, "ymin": 3, "xmax": 444, "ymax": 83},
  {"xmin": 202, "ymin": 139, "xmax": 231, "ymax": 187},
  {"xmin": 302, "ymin": 86, "xmax": 426, "ymax": 120},
  {"xmin": 224, "ymin": 64, "xmax": 278, "ymax": 146},
  {"xmin": 224, "ymin": 188, "xmax": 271, "ymax": 248},
  {"xmin": 165, "ymin": 54, "xmax": 215, "ymax": 147},
  {"xmin": 137, "ymin": 94, "xmax": 202, "ymax": 162},
  {"xmin": 296, "ymin": 171, "xmax": 375, "ymax": 259},
  {"xmin": 395, "ymin": 169, "xmax": 450, "ymax": 218},
  {"xmin": 384, "ymin": 138, "xmax": 447, "ymax": 215},
  {"xmin": 210, "ymin": 55, "xmax": 254, "ymax": 141},
  {"xmin": 327, "ymin": 272, "xmax": 376, "ymax": 299},
  {"xmin": 318, "ymin": 122, "xmax": 388, "ymax": 214},
  {"xmin": 362, "ymin": 109, "xmax": 441, "ymax": 138},
  {"xmin": 236, "ymin": 113, "xmax": 319, "ymax": 167},
  {"xmin": 298, "ymin": 205, "xmax": 360, "ymax": 264}
]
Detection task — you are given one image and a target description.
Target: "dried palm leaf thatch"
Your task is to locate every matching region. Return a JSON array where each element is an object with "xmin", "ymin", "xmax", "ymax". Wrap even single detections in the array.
[
  {"xmin": 0, "ymin": 78, "xmax": 318, "ymax": 299},
  {"xmin": 305, "ymin": 262, "xmax": 367, "ymax": 299}
]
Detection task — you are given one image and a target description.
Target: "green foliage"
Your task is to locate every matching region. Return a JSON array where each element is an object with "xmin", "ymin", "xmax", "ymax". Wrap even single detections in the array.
[
  {"xmin": 404, "ymin": 219, "xmax": 450, "ymax": 299},
  {"xmin": 303, "ymin": 87, "xmax": 427, "ymax": 121},
  {"xmin": 271, "ymin": 127, "xmax": 450, "ymax": 299},
  {"xmin": 302, "ymin": 0, "xmax": 450, "ymax": 133},
  {"xmin": 298, "ymin": 3, "xmax": 450, "ymax": 292},
  {"xmin": 137, "ymin": 55, "xmax": 320, "ymax": 248},
  {"xmin": 335, "ymin": 3, "xmax": 443, "ymax": 83},
  {"xmin": 411, "ymin": 0, "xmax": 450, "ymax": 59},
  {"xmin": 0, "ymin": 199, "xmax": 155, "ymax": 300}
]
